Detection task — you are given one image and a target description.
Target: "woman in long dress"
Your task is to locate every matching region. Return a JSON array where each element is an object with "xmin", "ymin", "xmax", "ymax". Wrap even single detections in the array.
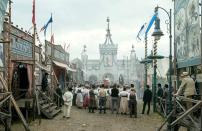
[
  {"xmin": 119, "ymin": 87, "xmax": 129, "ymax": 114},
  {"xmin": 83, "ymin": 86, "xmax": 89, "ymax": 109},
  {"xmin": 88, "ymin": 85, "xmax": 97, "ymax": 113},
  {"xmin": 76, "ymin": 89, "xmax": 83, "ymax": 108}
]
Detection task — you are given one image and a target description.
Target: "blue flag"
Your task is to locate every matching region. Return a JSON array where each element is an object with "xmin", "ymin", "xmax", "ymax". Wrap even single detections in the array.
[
  {"xmin": 40, "ymin": 15, "xmax": 53, "ymax": 36},
  {"xmin": 136, "ymin": 23, "xmax": 147, "ymax": 41},
  {"xmin": 145, "ymin": 13, "xmax": 157, "ymax": 35}
]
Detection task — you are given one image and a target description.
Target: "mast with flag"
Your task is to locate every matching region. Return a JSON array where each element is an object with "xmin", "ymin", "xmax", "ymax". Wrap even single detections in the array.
[
  {"xmin": 32, "ymin": 0, "xmax": 36, "ymax": 94},
  {"xmin": 137, "ymin": 12, "xmax": 158, "ymax": 89}
]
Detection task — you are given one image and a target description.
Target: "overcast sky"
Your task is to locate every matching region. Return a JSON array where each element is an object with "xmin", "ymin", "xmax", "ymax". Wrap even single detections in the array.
[{"xmin": 11, "ymin": 0, "xmax": 173, "ymax": 60}]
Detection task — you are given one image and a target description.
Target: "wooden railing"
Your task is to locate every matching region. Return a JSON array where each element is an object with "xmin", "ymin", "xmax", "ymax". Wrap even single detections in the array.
[{"xmin": 157, "ymin": 95, "xmax": 202, "ymax": 131}]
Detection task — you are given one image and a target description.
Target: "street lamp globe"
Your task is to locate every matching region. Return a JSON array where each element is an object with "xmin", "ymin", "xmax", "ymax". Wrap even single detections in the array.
[{"xmin": 152, "ymin": 17, "xmax": 164, "ymax": 40}]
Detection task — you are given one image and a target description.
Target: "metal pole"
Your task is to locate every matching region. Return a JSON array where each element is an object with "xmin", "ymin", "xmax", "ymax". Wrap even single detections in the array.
[
  {"xmin": 200, "ymin": 0, "xmax": 202, "ymax": 130},
  {"xmin": 145, "ymin": 34, "xmax": 148, "ymax": 89},
  {"xmin": 167, "ymin": 9, "xmax": 173, "ymax": 131},
  {"xmin": 127, "ymin": 56, "xmax": 129, "ymax": 84},
  {"xmin": 153, "ymin": 37, "xmax": 157, "ymax": 112}
]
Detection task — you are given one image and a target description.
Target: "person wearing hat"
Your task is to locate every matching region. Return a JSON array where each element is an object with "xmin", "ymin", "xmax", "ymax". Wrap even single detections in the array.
[
  {"xmin": 174, "ymin": 72, "xmax": 196, "ymax": 109},
  {"xmin": 62, "ymin": 87, "xmax": 73, "ymax": 118}
]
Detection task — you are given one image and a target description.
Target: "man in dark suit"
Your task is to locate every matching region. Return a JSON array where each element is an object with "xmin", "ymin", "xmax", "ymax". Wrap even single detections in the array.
[{"xmin": 142, "ymin": 85, "xmax": 152, "ymax": 115}]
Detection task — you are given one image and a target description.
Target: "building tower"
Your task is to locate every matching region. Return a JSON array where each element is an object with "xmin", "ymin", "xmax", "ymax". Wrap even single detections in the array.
[
  {"xmin": 130, "ymin": 45, "xmax": 137, "ymax": 82},
  {"xmin": 99, "ymin": 17, "xmax": 118, "ymax": 67},
  {"xmin": 98, "ymin": 17, "xmax": 118, "ymax": 83},
  {"xmin": 81, "ymin": 45, "xmax": 88, "ymax": 81}
]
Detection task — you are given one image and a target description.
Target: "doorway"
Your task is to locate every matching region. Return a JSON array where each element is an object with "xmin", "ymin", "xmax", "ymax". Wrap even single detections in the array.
[{"xmin": 12, "ymin": 63, "xmax": 29, "ymax": 99}]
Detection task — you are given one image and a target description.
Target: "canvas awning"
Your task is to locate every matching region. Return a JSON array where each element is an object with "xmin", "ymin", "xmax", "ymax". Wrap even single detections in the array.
[
  {"xmin": 53, "ymin": 60, "xmax": 67, "ymax": 69},
  {"xmin": 36, "ymin": 62, "xmax": 50, "ymax": 72},
  {"xmin": 53, "ymin": 60, "xmax": 76, "ymax": 72},
  {"xmin": 66, "ymin": 66, "xmax": 76, "ymax": 72}
]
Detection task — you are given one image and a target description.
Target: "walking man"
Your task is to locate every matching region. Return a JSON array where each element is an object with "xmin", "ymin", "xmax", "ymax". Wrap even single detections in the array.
[
  {"xmin": 110, "ymin": 84, "xmax": 119, "ymax": 114},
  {"xmin": 142, "ymin": 85, "xmax": 152, "ymax": 115},
  {"xmin": 62, "ymin": 88, "xmax": 73, "ymax": 118}
]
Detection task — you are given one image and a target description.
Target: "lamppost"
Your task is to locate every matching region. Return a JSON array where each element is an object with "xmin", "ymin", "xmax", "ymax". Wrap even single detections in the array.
[
  {"xmin": 150, "ymin": 7, "xmax": 164, "ymax": 112},
  {"xmin": 152, "ymin": 6, "xmax": 173, "ymax": 130}
]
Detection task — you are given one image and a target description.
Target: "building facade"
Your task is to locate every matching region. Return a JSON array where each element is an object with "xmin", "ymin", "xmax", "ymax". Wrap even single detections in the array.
[{"xmin": 81, "ymin": 18, "xmax": 144, "ymax": 85}]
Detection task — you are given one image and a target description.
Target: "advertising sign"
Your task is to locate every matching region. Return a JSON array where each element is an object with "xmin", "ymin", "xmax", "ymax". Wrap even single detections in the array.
[
  {"xmin": 11, "ymin": 35, "xmax": 33, "ymax": 58},
  {"xmin": 175, "ymin": 0, "xmax": 201, "ymax": 68}
]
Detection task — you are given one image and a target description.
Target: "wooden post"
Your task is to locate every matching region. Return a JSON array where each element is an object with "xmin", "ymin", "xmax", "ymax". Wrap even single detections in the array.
[
  {"xmin": 6, "ymin": 1, "xmax": 12, "ymax": 130},
  {"xmin": 0, "ymin": 75, "xmax": 30, "ymax": 131},
  {"xmin": 200, "ymin": 82, "xmax": 202, "ymax": 131}
]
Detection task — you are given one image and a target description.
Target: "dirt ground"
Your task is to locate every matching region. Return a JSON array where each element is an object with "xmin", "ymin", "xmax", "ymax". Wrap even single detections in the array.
[{"xmin": 2, "ymin": 101, "xmax": 172, "ymax": 131}]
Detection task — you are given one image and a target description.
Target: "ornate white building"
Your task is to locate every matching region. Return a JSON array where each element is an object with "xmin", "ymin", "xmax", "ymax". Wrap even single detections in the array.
[{"xmin": 81, "ymin": 17, "xmax": 144, "ymax": 85}]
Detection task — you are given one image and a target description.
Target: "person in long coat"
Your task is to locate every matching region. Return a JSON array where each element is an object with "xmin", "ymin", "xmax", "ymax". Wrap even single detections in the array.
[
  {"xmin": 142, "ymin": 85, "xmax": 152, "ymax": 115},
  {"xmin": 88, "ymin": 85, "xmax": 97, "ymax": 113}
]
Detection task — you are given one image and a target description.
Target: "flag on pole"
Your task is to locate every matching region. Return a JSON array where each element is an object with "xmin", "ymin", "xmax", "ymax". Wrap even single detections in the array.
[
  {"xmin": 66, "ymin": 43, "xmax": 70, "ymax": 51},
  {"xmin": 40, "ymin": 15, "xmax": 53, "ymax": 36},
  {"xmin": 145, "ymin": 12, "xmax": 158, "ymax": 35},
  {"xmin": 32, "ymin": 0, "xmax": 35, "ymax": 25},
  {"xmin": 50, "ymin": 33, "xmax": 54, "ymax": 44},
  {"xmin": 136, "ymin": 12, "xmax": 158, "ymax": 41},
  {"xmin": 136, "ymin": 23, "xmax": 147, "ymax": 41}
]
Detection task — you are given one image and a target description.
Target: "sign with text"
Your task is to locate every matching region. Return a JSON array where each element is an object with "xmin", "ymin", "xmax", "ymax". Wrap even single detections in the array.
[{"xmin": 11, "ymin": 35, "xmax": 33, "ymax": 58}]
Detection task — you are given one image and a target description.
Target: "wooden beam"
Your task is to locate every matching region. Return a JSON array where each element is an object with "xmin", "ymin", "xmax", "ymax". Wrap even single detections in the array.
[
  {"xmin": 0, "ymin": 75, "xmax": 30, "ymax": 131},
  {"xmin": 171, "ymin": 101, "xmax": 202, "ymax": 127},
  {"xmin": 178, "ymin": 96, "xmax": 200, "ymax": 103},
  {"xmin": 176, "ymin": 100, "xmax": 199, "ymax": 129}
]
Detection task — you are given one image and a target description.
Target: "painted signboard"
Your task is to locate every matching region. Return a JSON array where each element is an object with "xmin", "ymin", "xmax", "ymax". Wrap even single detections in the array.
[
  {"xmin": 11, "ymin": 35, "xmax": 33, "ymax": 58},
  {"xmin": 175, "ymin": 0, "xmax": 201, "ymax": 68},
  {"xmin": 54, "ymin": 49, "xmax": 65, "ymax": 61}
]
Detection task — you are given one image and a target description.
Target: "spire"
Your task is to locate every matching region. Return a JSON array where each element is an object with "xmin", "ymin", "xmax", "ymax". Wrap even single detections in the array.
[
  {"xmin": 132, "ymin": 45, "xmax": 135, "ymax": 52},
  {"xmin": 104, "ymin": 17, "xmax": 114, "ymax": 45},
  {"xmin": 130, "ymin": 44, "xmax": 136, "ymax": 58},
  {"xmin": 83, "ymin": 45, "xmax": 86, "ymax": 53}
]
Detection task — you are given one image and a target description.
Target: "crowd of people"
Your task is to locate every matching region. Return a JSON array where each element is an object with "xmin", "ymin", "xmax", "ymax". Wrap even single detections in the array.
[{"xmin": 61, "ymin": 83, "xmax": 154, "ymax": 119}]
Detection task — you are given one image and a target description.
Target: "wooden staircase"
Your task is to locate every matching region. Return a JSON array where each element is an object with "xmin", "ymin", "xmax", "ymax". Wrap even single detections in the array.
[
  {"xmin": 35, "ymin": 86, "xmax": 61, "ymax": 119},
  {"xmin": 38, "ymin": 97, "xmax": 61, "ymax": 119}
]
